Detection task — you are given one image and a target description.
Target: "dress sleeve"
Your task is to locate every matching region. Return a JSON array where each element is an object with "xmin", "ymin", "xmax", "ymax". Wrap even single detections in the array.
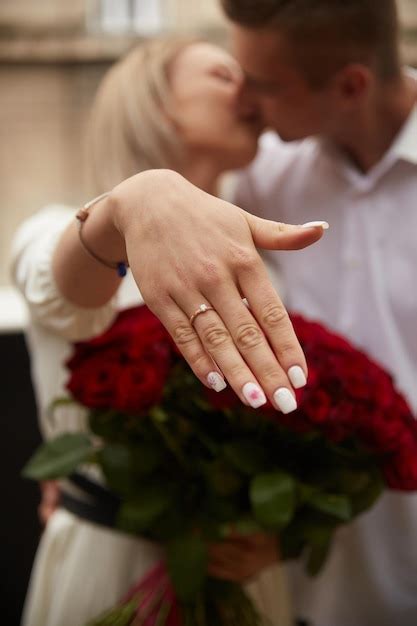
[{"xmin": 10, "ymin": 204, "xmax": 118, "ymax": 342}]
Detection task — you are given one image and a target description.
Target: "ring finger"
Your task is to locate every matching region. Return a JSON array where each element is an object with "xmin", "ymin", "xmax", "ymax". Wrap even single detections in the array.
[
  {"xmin": 173, "ymin": 291, "xmax": 268, "ymax": 409},
  {"xmin": 151, "ymin": 296, "xmax": 226, "ymax": 393}
]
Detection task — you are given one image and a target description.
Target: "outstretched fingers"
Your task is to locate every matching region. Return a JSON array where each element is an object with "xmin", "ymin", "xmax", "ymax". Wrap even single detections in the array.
[{"xmin": 152, "ymin": 296, "xmax": 227, "ymax": 393}]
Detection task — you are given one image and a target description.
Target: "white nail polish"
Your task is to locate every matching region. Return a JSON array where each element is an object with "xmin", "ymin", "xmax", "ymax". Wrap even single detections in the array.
[
  {"xmin": 273, "ymin": 388, "xmax": 297, "ymax": 414},
  {"xmin": 207, "ymin": 372, "xmax": 227, "ymax": 392},
  {"xmin": 242, "ymin": 382, "xmax": 267, "ymax": 409},
  {"xmin": 301, "ymin": 221, "xmax": 330, "ymax": 230},
  {"xmin": 288, "ymin": 365, "xmax": 307, "ymax": 389}
]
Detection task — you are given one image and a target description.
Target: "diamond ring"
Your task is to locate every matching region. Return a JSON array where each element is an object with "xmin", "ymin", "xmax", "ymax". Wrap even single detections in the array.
[{"xmin": 189, "ymin": 303, "xmax": 215, "ymax": 327}]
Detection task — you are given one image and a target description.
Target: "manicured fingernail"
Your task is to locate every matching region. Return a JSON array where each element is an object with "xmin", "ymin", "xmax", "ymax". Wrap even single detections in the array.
[
  {"xmin": 273, "ymin": 388, "xmax": 297, "ymax": 414},
  {"xmin": 207, "ymin": 372, "xmax": 227, "ymax": 392},
  {"xmin": 288, "ymin": 365, "xmax": 307, "ymax": 389},
  {"xmin": 301, "ymin": 220, "xmax": 329, "ymax": 230},
  {"xmin": 242, "ymin": 382, "xmax": 267, "ymax": 409}
]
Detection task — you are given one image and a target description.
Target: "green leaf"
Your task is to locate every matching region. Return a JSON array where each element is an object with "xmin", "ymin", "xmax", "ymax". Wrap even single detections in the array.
[
  {"xmin": 88, "ymin": 410, "xmax": 125, "ymax": 440},
  {"xmin": 296, "ymin": 483, "xmax": 316, "ymax": 503},
  {"xmin": 219, "ymin": 516, "xmax": 264, "ymax": 539},
  {"xmin": 205, "ymin": 459, "xmax": 243, "ymax": 497},
  {"xmin": 250, "ymin": 471, "xmax": 296, "ymax": 529},
  {"xmin": 306, "ymin": 527, "xmax": 333, "ymax": 576},
  {"xmin": 223, "ymin": 441, "xmax": 268, "ymax": 476},
  {"xmin": 98, "ymin": 445, "xmax": 133, "ymax": 494},
  {"xmin": 351, "ymin": 474, "xmax": 384, "ymax": 516},
  {"xmin": 202, "ymin": 494, "xmax": 240, "ymax": 525},
  {"xmin": 167, "ymin": 535, "xmax": 208, "ymax": 603},
  {"xmin": 48, "ymin": 397, "xmax": 76, "ymax": 413},
  {"xmin": 22, "ymin": 433, "xmax": 94, "ymax": 480},
  {"xmin": 150, "ymin": 406, "xmax": 170, "ymax": 423},
  {"xmin": 279, "ymin": 524, "xmax": 306, "ymax": 561},
  {"xmin": 305, "ymin": 492, "xmax": 352, "ymax": 522},
  {"xmin": 117, "ymin": 484, "xmax": 174, "ymax": 534},
  {"xmin": 193, "ymin": 395, "xmax": 212, "ymax": 412},
  {"xmin": 131, "ymin": 441, "xmax": 163, "ymax": 477},
  {"xmin": 86, "ymin": 596, "xmax": 139, "ymax": 626},
  {"xmin": 148, "ymin": 505, "xmax": 188, "ymax": 541},
  {"xmin": 336, "ymin": 469, "xmax": 373, "ymax": 494}
]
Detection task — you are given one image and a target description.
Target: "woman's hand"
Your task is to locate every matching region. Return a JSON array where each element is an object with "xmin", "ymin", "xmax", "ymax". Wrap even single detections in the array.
[
  {"xmin": 112, "ymin": 170, "xmax": 327, "ymax": 412},
  {"xmin": 38, "ymin": 481, "xmax": 60, "ymax": 526},
  {"xmin": 207, "ymin": 533, "xmax": 279, "ymax": 583},
  {"xmin": 53, "ymin": 168, "xmax": 327, "ymax": 411}
]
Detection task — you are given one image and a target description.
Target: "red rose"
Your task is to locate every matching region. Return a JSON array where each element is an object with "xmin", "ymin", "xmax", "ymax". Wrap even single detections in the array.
[
  {"xmin": 204, "ymin": 385, "xmax": 241, "ymax": 411},
  {"xmin": 384, "ymin": 443, "xmax": 417, "ymax": 491},
  {"xmin": 66, "ymin": 306, "xmax": 174, "ymax": 414},
  {"xmin": 301, "ymin": 389, "xmax": 332, "ymax": 424},
  {"xmin": 283, "ymin": 313, "xmax": 417, "ymax": 489}
]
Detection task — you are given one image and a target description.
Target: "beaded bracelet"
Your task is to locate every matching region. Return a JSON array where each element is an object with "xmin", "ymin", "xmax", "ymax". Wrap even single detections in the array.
[{"xmin": 75, "ymin": 191, "xmax": 129, "ymax": 278}]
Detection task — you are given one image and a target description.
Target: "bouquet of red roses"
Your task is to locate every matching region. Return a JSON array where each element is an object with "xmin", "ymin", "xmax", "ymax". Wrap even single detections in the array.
[{"xmin": 24, "ymin": 305, "xmax": 417, "ymax": 626}]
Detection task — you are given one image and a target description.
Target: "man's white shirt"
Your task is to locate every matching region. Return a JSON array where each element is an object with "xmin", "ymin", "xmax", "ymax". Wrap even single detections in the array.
[{"xmin": 235, "ymin": 98, "xmax": 417, "ymax": 625}]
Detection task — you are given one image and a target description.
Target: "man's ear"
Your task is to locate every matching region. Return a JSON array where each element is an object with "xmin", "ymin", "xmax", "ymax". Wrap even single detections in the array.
[{"xmin": 331, "ymin": 63, "xmax": 373, "ymax": 110}]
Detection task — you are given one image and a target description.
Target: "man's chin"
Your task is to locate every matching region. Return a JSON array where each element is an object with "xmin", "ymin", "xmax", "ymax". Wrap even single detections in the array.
[
  {"xmin": 273, "ymin": 130, "xmax": 303, "ymax": 142},
  {"xmin": 271, "ymin": 128, "xmax": 314, "ymax": 143}
]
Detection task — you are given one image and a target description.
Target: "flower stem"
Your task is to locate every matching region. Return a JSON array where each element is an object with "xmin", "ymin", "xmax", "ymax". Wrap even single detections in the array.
[
  {"xmin": 133, "ymin": 582, "xmax": 168, "ymax": 625},
  {"xmin": 154, "ymin": 600, "xmax": 171, "ymax": 626}
]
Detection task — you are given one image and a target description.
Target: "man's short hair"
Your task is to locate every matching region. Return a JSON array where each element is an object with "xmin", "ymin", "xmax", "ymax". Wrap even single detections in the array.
[{"xmin": 221, "ymin": 0, "xmax": 401, "ymax": 87}]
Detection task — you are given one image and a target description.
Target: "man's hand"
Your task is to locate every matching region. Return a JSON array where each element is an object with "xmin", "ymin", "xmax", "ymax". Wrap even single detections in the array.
[
  {"xmin": 208, "ymin": 533, "xmax": 279, "ymax": 582},
  {"xmin": 112, "ymin": 169, "xmax": 327, "ymax": 413}
]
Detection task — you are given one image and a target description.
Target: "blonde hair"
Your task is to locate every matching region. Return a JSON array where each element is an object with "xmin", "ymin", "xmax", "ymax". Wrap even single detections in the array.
[{"xmin": 87, "ymin": 37, "xmax": 197, "ymax": 195}]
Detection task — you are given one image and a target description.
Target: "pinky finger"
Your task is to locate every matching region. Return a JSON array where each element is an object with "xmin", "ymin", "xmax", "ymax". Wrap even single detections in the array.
[{"xmin": 156, "ymin": 300, "xmax": 227, "ymax": 393}]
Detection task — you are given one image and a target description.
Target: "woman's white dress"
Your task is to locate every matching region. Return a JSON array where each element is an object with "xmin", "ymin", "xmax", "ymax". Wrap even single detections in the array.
[{"xmin": 11, "ymin": 205, "xmax": 293, "ymax": 626}]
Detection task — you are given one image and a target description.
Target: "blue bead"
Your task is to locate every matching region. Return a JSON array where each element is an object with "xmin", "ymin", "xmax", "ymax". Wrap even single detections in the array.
[{"xmin": 117, "ymin": 263, "xmax": 127, "ymax": 278}]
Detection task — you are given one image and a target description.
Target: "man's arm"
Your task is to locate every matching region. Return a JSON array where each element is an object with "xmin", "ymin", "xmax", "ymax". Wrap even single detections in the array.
[{"xmin": 53, "ymin": 169, "xmax": 327, "ymax": 412}]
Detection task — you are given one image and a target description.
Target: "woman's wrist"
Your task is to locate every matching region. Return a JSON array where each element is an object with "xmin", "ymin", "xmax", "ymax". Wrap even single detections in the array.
[
  {"xmin": 110, "ymin": 169, "xmax": 187, "ymax": 238},
  {"xmin": 82, "ymin": 191, "xmax": 128, "ymax": 265}
]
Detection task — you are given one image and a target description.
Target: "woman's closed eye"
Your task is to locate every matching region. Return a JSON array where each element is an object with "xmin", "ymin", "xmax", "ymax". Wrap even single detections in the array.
[{"xmin": 211, "ymin": 65, "xmax": 240, "ymax": 85}]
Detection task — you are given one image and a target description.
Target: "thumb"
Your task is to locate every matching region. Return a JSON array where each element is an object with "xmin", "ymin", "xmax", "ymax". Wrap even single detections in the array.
[{"xmin": 244, "ymin": 211, "xmax": 329, "ymax": 251}]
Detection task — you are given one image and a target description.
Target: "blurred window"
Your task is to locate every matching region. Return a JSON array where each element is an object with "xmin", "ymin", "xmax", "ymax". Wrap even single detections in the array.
[{"xmin": 99, "ymin": 0, "xmax": 163, "ymax": 35}]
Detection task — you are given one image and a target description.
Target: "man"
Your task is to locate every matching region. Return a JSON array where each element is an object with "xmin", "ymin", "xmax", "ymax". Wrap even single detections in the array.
[{"xmin": 220, "ymin": 1, "xmax": 417, "ymax": 624}]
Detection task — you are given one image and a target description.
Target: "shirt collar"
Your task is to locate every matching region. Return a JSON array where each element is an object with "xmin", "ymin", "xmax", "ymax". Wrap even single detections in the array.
[
  {"xmin": 376, "ymin": 67, "xmax": 417, "ymax": 169},
  {"xmin": 391, "ymin": 101, "xmax": 417, "ymax": 165},
  {"xmin": 316, "ymin": 69, "xmax": 417, "ymax": 188}
]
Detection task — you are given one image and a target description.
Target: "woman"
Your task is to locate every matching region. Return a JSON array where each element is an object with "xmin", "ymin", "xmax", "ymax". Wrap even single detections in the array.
[{"xmin": 12, "ymin": 37, "xmax": 322, "ymax": 626}]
